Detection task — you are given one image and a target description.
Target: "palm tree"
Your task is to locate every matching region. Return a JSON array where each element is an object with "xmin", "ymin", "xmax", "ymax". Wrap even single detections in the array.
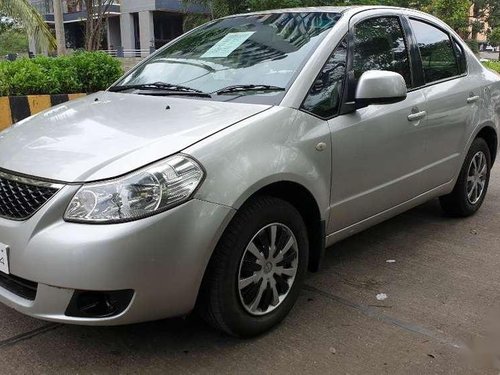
[{"xmin": 0, "ymin": 0, "xmax": 56, "ymax": 52}]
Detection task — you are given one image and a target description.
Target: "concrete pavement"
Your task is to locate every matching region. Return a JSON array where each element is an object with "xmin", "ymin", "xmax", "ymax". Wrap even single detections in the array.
[
  {"xmin": 480, "ymin": 51, "xmax": 500, "ymax": 61},
  {"xmin": 0, "ymin": 163, "xmax": 499, "ymax": 374}
]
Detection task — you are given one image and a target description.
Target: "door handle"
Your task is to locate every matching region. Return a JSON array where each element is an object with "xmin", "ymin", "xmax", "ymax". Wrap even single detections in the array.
[
  {"xmin": 407, "ymin": 110, "xmax": 427, "ymax": 122},
  {"xmin": 467, "ymin": 95, "xmax": 480, "ymax": 104}
]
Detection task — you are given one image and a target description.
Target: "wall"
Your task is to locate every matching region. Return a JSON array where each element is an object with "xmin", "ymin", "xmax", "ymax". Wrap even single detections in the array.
[{"xmin": 0, "ymin": 94, "xmax": 86, "ymax": 131}]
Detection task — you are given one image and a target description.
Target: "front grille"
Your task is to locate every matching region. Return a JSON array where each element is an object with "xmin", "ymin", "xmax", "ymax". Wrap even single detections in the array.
[
  {"xmin": 0, "ymin": 272, "xmax": 38, "ymax": 300},
  {"xmin": 0, "ymin": 171, "xmax": 62, "ymax": 220}
]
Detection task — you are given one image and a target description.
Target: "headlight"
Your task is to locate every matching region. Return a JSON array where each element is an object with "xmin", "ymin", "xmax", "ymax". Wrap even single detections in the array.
[{"xmin": 64, "ymin": 155, "xmax": 204, "ymax": 223}]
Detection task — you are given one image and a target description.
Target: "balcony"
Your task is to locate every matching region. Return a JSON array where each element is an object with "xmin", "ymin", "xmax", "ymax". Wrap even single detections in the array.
[
  {"xmin": 31, "ymin": 0, "xmax": 119, "ymax": 16},
  {"xmin": 31, "ymin": 0, "xmax": 120, "ymax": 23}
]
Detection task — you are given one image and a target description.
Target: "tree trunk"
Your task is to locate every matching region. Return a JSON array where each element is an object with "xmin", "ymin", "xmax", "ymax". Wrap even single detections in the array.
[
  {"xmin": 81, "ymin": 0, "xmax": 113, "ymax": 51},
  {"xmin": 53, "ymin": 0, "xmax": 66, "ymax": 55}
]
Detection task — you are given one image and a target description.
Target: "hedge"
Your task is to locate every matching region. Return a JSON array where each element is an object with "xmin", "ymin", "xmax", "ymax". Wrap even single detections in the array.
[
  {"xmin": 0, "ymin": 52, "xmax": 124, "ymax": 97},
  {"xmin": 483, "ymin": 60, "xmax": 500, "ymax": 74}
]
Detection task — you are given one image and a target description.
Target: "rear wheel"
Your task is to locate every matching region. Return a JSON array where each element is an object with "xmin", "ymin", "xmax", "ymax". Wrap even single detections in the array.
[
  {"xmin": 197, "ymin": 196, "xmax": 308, "ymax": 337},
  {"xmin": 440, "ymin": 137, "xmax": 491, "ymax": 217}
]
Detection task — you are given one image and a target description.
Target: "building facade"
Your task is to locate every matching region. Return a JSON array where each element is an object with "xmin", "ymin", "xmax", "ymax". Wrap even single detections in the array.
[
  {"xmin": 468, "ymin": 4, "xmax": 499, "ymax": 51},
  {"xmin": 30, "ymin": 0, "xmax": 208, "ymax": 57}
]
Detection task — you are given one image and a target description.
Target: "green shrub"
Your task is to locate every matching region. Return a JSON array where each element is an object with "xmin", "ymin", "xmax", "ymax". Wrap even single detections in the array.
[
  {"xmin": 0, "ymin": 69, "xmax": 9, "ymax": 97},
  {"xmin": 0, "ymin": 51, "xmax": 123, "ymax": 96},
  {"xmin": 483, "ymin": 60, "xmax": 500, "ymax": 73}
]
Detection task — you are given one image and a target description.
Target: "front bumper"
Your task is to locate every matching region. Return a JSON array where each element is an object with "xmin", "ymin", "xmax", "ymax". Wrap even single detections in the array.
[{"xmin": 0, "ymin": 185, "xmax": 234, "ymax": 325}]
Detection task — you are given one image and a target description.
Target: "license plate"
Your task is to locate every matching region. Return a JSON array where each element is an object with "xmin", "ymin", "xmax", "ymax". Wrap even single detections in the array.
[{"xmin": 0, "ymin": 243, "xmax": 9, "ymax": 275}]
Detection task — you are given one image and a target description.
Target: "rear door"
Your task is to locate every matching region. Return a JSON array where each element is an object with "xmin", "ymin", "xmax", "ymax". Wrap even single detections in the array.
[{"xmin": 406, "ymin": 17, "xmax": 475, "ymax": 187}]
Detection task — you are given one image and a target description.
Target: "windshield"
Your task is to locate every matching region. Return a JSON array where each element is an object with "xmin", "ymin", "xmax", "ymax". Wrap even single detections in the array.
[{"xmin": 115, "ymin": 12, "xmax": 342, "ymax": 104}]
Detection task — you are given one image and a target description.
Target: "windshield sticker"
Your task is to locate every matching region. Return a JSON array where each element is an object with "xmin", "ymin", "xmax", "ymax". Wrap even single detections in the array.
[{"xmin": 201, "ymin": 32, "xmax": 255, "ymax": 58}]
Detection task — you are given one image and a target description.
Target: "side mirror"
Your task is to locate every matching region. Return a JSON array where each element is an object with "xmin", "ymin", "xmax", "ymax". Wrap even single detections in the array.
[{"xmin": 355, "ymin": 70, "xmax": 407, "ymax": 108}]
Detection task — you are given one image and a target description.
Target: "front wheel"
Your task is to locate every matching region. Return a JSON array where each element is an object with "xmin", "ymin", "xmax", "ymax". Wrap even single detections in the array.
[
  {"xmin": 440, "ymin": 137, "xmax": 491, "ymax": 217},
  {"xmin": 197, "ymin": 196, "xmax": 308, "ymax": 337}
]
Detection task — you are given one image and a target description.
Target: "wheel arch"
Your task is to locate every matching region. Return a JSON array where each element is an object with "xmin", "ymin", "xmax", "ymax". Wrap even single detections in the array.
[
  {"xmin": 244, "ymin": 181, "xmax": 326, "ymax": 273},
  {"xmin": 476, "ymin": 125, "xmax": 498, "ymax": 165}
]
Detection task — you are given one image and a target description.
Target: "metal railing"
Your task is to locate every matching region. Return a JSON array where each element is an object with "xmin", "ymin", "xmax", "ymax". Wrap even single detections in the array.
[{"xmin": 100, "ymin": 47, "xmax": 155, "ymax": 57}]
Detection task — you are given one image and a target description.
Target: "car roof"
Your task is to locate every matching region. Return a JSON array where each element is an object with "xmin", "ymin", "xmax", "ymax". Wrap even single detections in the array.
[
  {"xmin": 232, "ymin": 6, "xmax": 355, "ymax": 17},
  {"xmin": 232, "ymin": 5, "xmax": 413, "ymax": 16},
  {"xmin": 226, "ymin": 6, "xmax": 439, "ymax": 29},
  {"xmin": 256, "ymin": 6, "xmax": 357, "ymax": 13}
]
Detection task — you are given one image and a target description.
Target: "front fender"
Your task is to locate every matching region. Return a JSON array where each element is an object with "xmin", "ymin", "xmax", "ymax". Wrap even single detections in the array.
[{"xmin": 185, "ymin": 107, "xmax": 332, "ymax": 222}]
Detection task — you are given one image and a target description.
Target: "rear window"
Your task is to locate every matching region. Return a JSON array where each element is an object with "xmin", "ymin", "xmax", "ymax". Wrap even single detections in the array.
[{"xmin": 410, "ymin": 19, "xmax": 459, "ymax": 84}]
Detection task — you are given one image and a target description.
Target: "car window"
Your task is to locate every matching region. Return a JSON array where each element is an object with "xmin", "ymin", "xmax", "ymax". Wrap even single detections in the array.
[
  {"xmin": 116, "ymin": 12, "xmax": 342, "ymax": 105},
  {"xmin": 453, "ymin": 40, "xmax": 467, "ymax": 75},
  {"xmin": 301, "ymin": 37, "xmax": 347, "ymax": 118},
  {"xmin": 410, "ymin": 19, "xmax": 459, "ymax": 84},
  {"xmin": 353, "ymin": 17, "xmax": 412, "ymax": 87}
]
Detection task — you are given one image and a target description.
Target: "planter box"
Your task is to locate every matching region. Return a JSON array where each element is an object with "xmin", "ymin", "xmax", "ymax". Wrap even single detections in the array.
[{"xmin": 0, "ymin": 94, "xmax": 86, "ymax": 131}]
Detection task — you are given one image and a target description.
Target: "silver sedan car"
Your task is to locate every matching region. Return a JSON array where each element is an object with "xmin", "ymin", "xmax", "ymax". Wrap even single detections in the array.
[{"xmin": 0, "ymin": 6, "xmax": 498, "ymax": 337}]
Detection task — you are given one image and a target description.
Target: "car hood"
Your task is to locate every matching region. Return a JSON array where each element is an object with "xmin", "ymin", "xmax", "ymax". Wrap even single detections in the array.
[{"xmin": 0, "ymin": 92, "xmax": 270, "ymax": 182}]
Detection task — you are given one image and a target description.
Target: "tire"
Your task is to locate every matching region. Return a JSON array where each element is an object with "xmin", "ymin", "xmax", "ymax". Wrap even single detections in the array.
[
  {"xmin": 440, "ymin": 137, "xmax": 492, "ymax": 217},
  {"xmin": 197, "ymin": 196, "xmax": 309, "ymax": 337}
]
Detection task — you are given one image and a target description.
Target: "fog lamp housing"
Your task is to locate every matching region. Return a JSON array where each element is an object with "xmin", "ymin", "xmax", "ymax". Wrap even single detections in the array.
[{"xmin": 65, "ymin": 289, "xmax": 134, "ymax": 318}]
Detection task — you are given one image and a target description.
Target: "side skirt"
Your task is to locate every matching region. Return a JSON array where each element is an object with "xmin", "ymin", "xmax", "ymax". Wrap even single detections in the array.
[{"xmin": 325, "ymin": 181, "xmax": 454, "ymax": 248}]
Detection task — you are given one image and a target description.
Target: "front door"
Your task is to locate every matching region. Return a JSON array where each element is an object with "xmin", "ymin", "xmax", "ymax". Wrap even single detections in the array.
[{"xmin": 327, "ymin": 14, "xmax": 430, "ymax": 233}]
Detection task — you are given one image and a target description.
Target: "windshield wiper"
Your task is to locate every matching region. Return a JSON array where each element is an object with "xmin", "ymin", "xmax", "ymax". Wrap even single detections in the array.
[
  {"xmin": 161, "ymin": 58, "xmax": 217, "ymax": 72},
  {"xmin": 109, "ymin": 82, "xmax": 211, "ymax": 97},
  {"xmin": 215, "ymin": 84, "xmax": 286, "ymax": 95}
]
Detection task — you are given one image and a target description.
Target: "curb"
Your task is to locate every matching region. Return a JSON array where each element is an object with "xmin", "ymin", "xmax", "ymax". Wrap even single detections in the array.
[{"xmin": 0, "ymin": 93, "xmax": 86, "ymax": 131}]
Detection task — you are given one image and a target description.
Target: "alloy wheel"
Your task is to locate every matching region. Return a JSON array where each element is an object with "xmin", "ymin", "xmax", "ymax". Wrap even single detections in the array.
[
  {"xmin": 237, "ymin": 223, "xmax": 299, "ymax": 316},
  {"xmin": 466, "ymin": 151, "xmax": 487, "ymax": 205}
]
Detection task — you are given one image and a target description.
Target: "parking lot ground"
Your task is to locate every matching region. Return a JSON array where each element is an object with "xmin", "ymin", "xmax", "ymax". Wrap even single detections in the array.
[{"xmin": 1, "ymin": 162, "xmax": 499, "ymax": 374}]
